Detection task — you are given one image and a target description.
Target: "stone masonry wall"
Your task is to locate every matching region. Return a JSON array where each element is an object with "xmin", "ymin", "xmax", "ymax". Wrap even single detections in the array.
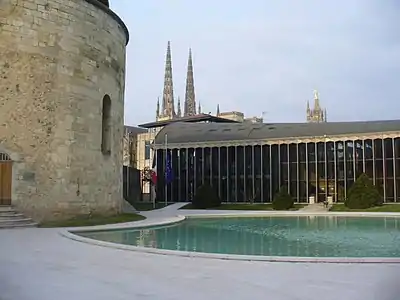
[{"xmin": 0, "ymin": 0, "xmax": 128, "ymax": 221}]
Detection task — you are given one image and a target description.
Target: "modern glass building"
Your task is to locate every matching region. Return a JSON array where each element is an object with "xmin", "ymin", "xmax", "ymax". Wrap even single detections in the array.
[{"xmin": 153, "ymin": 120, "xmax": 400, "ymax": 204}]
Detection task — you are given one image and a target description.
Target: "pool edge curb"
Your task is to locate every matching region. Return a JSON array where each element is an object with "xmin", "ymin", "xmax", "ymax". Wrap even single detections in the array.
[{"xmin": 60, "ymin": 213, "xmax": 400, "ymax": 264}]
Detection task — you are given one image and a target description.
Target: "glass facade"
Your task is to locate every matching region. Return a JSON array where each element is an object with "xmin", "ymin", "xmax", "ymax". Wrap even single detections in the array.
[{"xmin": 155, "ymin": 138, "xmax": 400, "ymax": 203}]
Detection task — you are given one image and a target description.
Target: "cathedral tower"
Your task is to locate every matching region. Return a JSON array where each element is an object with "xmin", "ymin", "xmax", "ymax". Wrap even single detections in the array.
[
  {"xmin": 184, "ymin": 48, "xmax": 196, "ymax": 116},
  {"xmin": 159, "ymin": 41, "xmax": 176, "ymax": 120},
  {"xmin": 306, "ymin": 90, "xmax": 327, "ymax": 123}
]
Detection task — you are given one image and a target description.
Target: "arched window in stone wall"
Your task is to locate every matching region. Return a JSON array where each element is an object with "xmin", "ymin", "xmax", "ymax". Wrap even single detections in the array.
[{"xmin": 101, "ymin": 95, "xmax": 112, "ymax": 155}]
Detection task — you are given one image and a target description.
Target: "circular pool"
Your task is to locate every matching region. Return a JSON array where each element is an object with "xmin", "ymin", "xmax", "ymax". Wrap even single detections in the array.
[{"xmin": 76, "ymin": 216, "xmax": 400, "ymax": 259}]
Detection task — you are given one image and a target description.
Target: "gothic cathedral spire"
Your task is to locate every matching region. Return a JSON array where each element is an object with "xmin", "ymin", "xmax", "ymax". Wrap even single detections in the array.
[
  {"xmin": 177, "ymin": 96, "xmax": 182, "ymax": 117},
  {"xmin": 184, "ymin": 48, "xmax": 196, "ymax": 116},
  {"xmin": 161, "ymin": 41, "xmax": 176, "ymax": 119},
  {"xmin": 306, "ymin": 90, "xmax": 327, "ymax": 123},
  {"xmin": 156, "ymin": 97, "xmax": 160, "ymax": 119}
]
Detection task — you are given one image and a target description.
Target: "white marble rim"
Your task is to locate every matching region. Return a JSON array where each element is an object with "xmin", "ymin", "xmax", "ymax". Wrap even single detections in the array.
[{"xmin": 60, "ymin": 211, "xmax": 400, "ymax": 264}]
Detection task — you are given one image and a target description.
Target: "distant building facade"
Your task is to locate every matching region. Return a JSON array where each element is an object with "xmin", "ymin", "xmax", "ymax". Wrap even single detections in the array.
[
  {"xmin": 123, "ymin": 42, "xmax": 263, "ymax": 200},
  {"xmin": 152, "ymin": 120, "xmax": 400, "ymax": 204}
]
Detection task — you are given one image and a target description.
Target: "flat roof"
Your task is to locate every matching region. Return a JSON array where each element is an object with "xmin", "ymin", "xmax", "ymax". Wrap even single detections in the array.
[
  {"xmin": 153, "ymin": 119, "xmax": 400, "ymax": 145},
  {"xmin": 124, "ymin": 125, "xmax": 147, "ymax": 135},
  {"xmin": 138, "ymin": 114, "xmax": 239, "ymax": 129}
]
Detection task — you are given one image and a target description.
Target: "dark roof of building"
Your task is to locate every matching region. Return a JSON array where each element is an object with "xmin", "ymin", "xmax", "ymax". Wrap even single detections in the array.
[
  {"xmin": 124, "ymin": 125, "xmax": 147, "ymax": 135},
  {"xmin": 154, "ymin": 119, "xmax": 400, "ymax": 145},
  {"xmin": 138, "ymin": 114, "xmax": 239, "ymax": 129}
]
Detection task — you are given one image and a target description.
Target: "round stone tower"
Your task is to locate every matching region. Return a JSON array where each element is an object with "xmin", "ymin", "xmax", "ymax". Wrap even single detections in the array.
[{"xmin": 0, "ymin": 0, "xmax": 129, "ymax": 221}]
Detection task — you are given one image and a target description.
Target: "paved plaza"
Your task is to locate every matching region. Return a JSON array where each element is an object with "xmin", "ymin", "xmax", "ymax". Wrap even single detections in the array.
[{"xmin": 1, "ymin": 204, "xmax": 400, "ymax": 300}]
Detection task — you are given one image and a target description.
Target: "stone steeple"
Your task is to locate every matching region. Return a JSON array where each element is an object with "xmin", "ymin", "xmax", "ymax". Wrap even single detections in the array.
[
  {"xmin": 184, "ymin": 48, "xmax": 196, "ymax": 116},
  {"xmin": 177, "ymin": 96, "xmax": 182, "ymax": 117},
  {"xmin": 156, "ymin": 97, "xmax": 160, "ymax": 119},
  {"xmin": 160, "ymin": 41, "xmax": 176, "ymax": 119},
  {"xmin": 306, "ymin": 90, "xmax": 327, "ymax": 123}
]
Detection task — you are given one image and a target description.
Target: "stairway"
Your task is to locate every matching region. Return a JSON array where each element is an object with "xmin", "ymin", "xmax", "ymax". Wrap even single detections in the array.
[
  {"xmin": 299, "ymin": 203, "xmax": 330, "ymax": 212},
  {"xmin": 0, "ymin": 206, "xmax": 37, "ymax": 229}
]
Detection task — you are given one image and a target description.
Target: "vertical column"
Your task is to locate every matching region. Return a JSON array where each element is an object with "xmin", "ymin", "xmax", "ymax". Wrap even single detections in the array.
[
  {"xmin": 185, "ymin": 148, "xmax": 189, "ymax": 201},
  {"xmin": 165, "ymin": 148, "xmax": 169, "ymax": 204},
  {"xmin": 210, "ymin": 147, "xmax": 213, "ymax": 186},
  {"xmin": 333, "ymin": 142, "xmax": 337, "ymax": 202},
  {"xmin": 352, "ymin": 140, "xmax": 356, "ymax": 182},
  {"xmin": 243, "ymin": 146, "xmax": 247, "ymax": 201},
  {"xmin": 278, "ymin": 143, "xmax": 281, "ymax": 187},
  {"xmin": 261, "ymin": 144, "xmax": 264, "ymax": 202},
  {"xmin": 393, "ymin": 138, "xmax": 397, "ymax": 202},
  {"xmin": 235, "ymin": 146, "xmax": 238, "ymax": 202},
  {"xmin": 287, "ymin": 144, "xmax": 290, "ymax": 193},
  {"xmin": 324, "ymin": 141, "xmax": 328, "ymax": 199},
  {"xmin": 315, "ymin": 142, "xmax": 318, "ymax": 202},
  {"xmin": 177, "ymin": 149, "xmax": 181, "ymax": 202},
  {"xmin": 252, "ymin": 145, "xmax": 255, "ymax": 201},
  {"xmin": 372, "ymin": 140, "xmax": 376, "ymax": 185},
  {"xmin": 193, "ymin": 148, "xmax": 197, "ymax": 196},
  {"xmin": 305, "ymin": 143, "xmax": 309, "ymax": 202},
  {"xmin": 344, "ymin": 141, "xmax": 347, "ymax": 200},
  {"xmin": 201, "ymin": 147, "xmax": 205, "ymax": 185},
  {"xmin": 296, "ymin": 143, "xmax": 300, "ymax": 203},
  {"xmin": 218, "ymin": 147, "xmax": 221, "ymax": 198},
  {"xmin": 269, "ymin": 145, "xmax": 273, "ymax": 201},
  {"xmin": 362, "ymin": 140, "xmax": 366, "ymax": 173},
  {"xmin": 226, "ymin": 146, "xmax": 230, "ymax": 202},
  {"xmin": 382, "ymin": 139, "xmax": 386, "ymax": 202}
]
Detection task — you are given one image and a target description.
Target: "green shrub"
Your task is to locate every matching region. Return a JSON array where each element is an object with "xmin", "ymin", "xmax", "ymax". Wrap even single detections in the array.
[
  {"xmin": 345, "ymin": 173, "xmax": 381, "ymax": 209},
  {"xmin": 192, "ymin": 184, "xmax": 221, "ymax": 209},
  {"xmin": 272, "ymin": 186, "xmax": 294, "ymax": 210}
]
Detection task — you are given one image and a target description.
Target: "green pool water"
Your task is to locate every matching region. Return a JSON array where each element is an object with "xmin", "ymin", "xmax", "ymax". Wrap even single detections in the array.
[{"xmin": 77, "ymin": 216, "xmax": 400, "ymax": 258}]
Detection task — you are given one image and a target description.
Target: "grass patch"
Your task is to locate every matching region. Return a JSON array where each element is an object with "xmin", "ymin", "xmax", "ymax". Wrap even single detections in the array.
[
  {"xmin": 329, "ymin": 204, "xmax": 400, "ymax": 212},
  {"xmin": 39, "ymin": 213, "xmax": 146, "ymax": 228},
  {"xmin": 180, "ymin": 203, "xmax": 306, "ymax": 211},
  {"xmin": 132, "ymin": 202, "xmax": 169, "ymax": 211}
]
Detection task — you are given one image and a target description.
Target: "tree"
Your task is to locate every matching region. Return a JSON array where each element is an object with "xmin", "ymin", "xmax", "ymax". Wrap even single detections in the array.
[
  {"xmin": 192, "ymin": 184, "xmax": 221, "ymax": 209},
  {"xmin": 272, "ymin": 186, "xmax": 294, "ymax": 210},
  {"xmin": 345, "ymin": 173, "xmax": 381, "ymax": 209}
]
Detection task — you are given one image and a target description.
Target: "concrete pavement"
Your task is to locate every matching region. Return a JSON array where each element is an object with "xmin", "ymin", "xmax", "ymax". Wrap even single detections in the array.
[{"xmin": 1, "ymin": 203, "xmax": 400, "ymax": 300}]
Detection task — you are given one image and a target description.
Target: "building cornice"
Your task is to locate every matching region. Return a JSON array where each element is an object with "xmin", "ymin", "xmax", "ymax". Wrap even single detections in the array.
[{"xmin": 152, "ymin": 131, "xmax": 400, "ymax": 150}]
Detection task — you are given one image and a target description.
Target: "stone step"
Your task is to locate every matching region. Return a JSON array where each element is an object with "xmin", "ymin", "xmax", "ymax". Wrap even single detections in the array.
[
  {"xmin": 0, "ymin": 206, "xmax": 37, "ymax": 229},
  {"xmin": 0, "ymin": 206, "xmax": 14, "ymax": 212},
  {"xmin": 0, "ymin": 217, "xmax": 34, "ymax": 224},
  {"xmin": 0, "ymin": 222, "xmax": 38, "ymax": 229},
  {"xmin": 0, "ymin": 212, "xmax": 24, "ymax": 218}
]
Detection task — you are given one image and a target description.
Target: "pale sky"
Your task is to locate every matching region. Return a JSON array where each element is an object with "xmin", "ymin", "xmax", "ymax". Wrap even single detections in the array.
[{"xmin": 111, "ymin": 0, "xmax": 400, "ymax": 126}]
